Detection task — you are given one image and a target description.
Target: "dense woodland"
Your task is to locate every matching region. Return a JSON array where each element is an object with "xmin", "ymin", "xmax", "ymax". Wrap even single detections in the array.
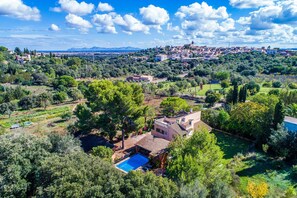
[{"xmin": 1, "ymin": 46, "xmax": 297, "ymax": 197}]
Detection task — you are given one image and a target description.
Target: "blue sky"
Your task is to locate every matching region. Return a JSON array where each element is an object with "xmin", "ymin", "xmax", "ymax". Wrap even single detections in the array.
[{"xmin": 0, "ymin": 0, "xmax": 296, "ymax": 50}]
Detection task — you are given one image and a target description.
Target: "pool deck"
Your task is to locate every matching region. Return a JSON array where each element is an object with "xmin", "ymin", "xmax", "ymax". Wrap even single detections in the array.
[
  {"xmin": 113, "ymin": 133, "xmax": 147, "ymax": 161},
  {"xmin": 285, "ymin": 116, "xmax": 297, "ymax": 124}
]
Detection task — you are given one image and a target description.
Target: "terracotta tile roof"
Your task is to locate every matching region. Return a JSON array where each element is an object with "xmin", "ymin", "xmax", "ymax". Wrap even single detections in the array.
[
  {"xmin": 135, "ymin": 134, "xmax": 170, "ymax": 156},
  {"xmin": 194, "ymin": 121, "xmax": 212, "ymax": 131},
  {"xmin": 171, "ymin": 122, "xmax": 188, "ymax": 136}
]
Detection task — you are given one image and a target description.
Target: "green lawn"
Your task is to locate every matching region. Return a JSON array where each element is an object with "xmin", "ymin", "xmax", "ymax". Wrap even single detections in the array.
[
  {"xmin": 185, "ymin": 84, "xmax": 224, "ymax": 96},
  {"xmin": 183, "ymin": 83, "xmax": 281, "ymax": 97},
  {"xmin": 213, "ymin": 131, "xmax": 297, "ymax": 196},
  {"xmin": 258, "ymin": 86, "xmax": 282, "ymax": 94},
  {"xmin": 213, "ymin": 130, "xmax": 250, "ymax": 159}
]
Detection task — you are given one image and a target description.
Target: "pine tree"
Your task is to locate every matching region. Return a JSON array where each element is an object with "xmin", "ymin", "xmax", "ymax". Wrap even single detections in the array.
[
  {"xmin": 273, "ymin": 100, "xmax": 285, "ymax": 129},
  {"xmin": 14, "ymin": 47, "xmax": 22, "ymax": 55}
]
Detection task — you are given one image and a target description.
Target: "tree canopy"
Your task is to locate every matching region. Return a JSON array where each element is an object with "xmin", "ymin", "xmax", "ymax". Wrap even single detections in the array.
[
  {"xmin": 160, "ymin": 97, "xmax": 189, "ymax": 117},
  {"xmin": 76, "ymin": 80, "xmax": 145, "ymax": 144},
  {"xmin": 167, "ymin": 129, "xmax": 231, "ymax": 188},
  {"xmin": 228, "ymin": 102, "xmax": 270, "ymax": 139},
  {"xmin": 0, "ymin": 132, "xmax": 178, "ymax": 198}
]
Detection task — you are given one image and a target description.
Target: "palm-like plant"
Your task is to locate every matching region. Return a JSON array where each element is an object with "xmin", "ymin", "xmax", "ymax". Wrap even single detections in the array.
[{"xmin": 286, "ymin": 103, "xmax": 297, "ymax": 118}]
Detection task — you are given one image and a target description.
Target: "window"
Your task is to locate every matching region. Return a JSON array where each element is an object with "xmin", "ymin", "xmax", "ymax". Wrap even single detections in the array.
[{"xmin": 156, "ymin": 128, "xmax": 166, "ymax": 135}]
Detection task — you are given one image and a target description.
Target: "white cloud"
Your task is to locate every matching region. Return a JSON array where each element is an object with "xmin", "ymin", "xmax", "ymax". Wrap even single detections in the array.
[
  {"xmin": 56, "ymin": 0, "xmax": 94, "ymax": 16},
  {"xmin": 230, "ymin": 0, "xmax": 275, "ymax": 9},
  {"xmin": 10, "ymin": 34, "xmax": 49, "ymax": 39},
  {"xmin": 232, "ymin": 0, "xmax": 297, "ymax": 46},
  {"xmin": 220, "ymin": 18, "xmax": 235, "ymax": 32},
  {"xmin": 238, "ymin": 0, "xmax": 297, "ymax": 31},
  {"xmin": 172, "ymin": 35, "xmax": 184, "ymax": 39},
  {"xmin": 66, "ymin": 14, "xmax": 93, "ymax": 33},
  {"xmin": 98, "ymin": 2, "xmax": 114, "ymax": 12},
  {"xmin": 140, "ymin": 5, "xmax": 169, "ymax": 28},
  {"xmin": 0, "ymin": 0, "xmax": 40, "ymax": 21},
  {"xmin": 176, "ymin": 2, "xmax": 229, "ymax": 20},
  {"xmin": 272, "ymin": 0, "xmax": 297, "ymax": 24},
  {"xmin": 174, "ymin": 2, "xmax": 234, "ymax": 39},
  {"xmin": 167, "ymin": 23, "xmax": 180, "ymax": 31},
  {"xmin": 95, "ymin": 26, "xmax": 116, "ymax": 34},
  {"xmin": 92, "ymin": 12, "xmax": 150, "ymax": 35},
  {"xmin": 49, "ymin": 24, "xmax": 61, "ymax": 31},
  {"xmin": 92, "ymin": 14, "xmax": 113, "ymax": 26},
  {"xmin": 92, "ymin": 14, "xmax": 117, "ymax": 34},
  {"xmin": 114, "ymin": 14, "xmax": 149, "ymax": 34},
  {"xmin": 237, "ymin": 17, "xmax": 251, "ymax": 25}
]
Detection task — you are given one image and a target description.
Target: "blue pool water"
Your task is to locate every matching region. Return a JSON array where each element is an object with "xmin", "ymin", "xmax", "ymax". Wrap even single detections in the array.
[
  {"xmin": 284, "ymin": 121, "xmax": 297, "ymax": 132},
  {"xmin": 116, "ymin": 154, "xmax": 149, "ymax": 173}
]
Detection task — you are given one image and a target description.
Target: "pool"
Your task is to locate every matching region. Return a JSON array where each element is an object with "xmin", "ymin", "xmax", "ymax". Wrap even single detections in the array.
[
  {"xmin": 116, "ymin": 154, "xmax": 149, "ymax": 173},
  {"xmin": 284, "ymin": 121, "xmax": 297, "ymax": 132}
]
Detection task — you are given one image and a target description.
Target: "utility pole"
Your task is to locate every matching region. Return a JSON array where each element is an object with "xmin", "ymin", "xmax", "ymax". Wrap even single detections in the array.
[
  {"xmin": 122, "ymin": 128, "xmax": 125, "ymax": 149},
  {"xmin": 195, "ymin": 86, "xmax": 197, "ymax": 97},
  {"xmin": 122, "ymin": 116, "xmax": 127, "ymax": 149}
]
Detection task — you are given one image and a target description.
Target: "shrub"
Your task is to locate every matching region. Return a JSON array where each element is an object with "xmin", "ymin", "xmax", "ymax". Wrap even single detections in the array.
[
  {"xmin": 285, "ymin": 186, "xmax": 297, "ymax": 198},
  {"xmin": 262, "ymin": 144, "xmax": 269, "ymax": 153},
  {"xmin": 220, "ymin": 80, "xmax": 230, "ymax": 89},
  {"xmin": 246, "ymin": 81, "xmax": 260, "ymax": 95},
  {"xmin": 205, "ymin": 89, "xmax": 215, "ymax": 96},
  {"xmin": 288, "ymin": 83, "xmax": 297, "ymax": 89},
  {"xmin": 0, "ymin": 126, "xmax": 6, "ymax": 136},
  {"xmin": 53, "ymin": 92, "xmax": 67, "ymax": 104},
  {"xmin": 61, "ymin": 112, "xmax": 72, "ymax": 120},
  {"xmin": 268, "ymin": 89, "xmax": 280, "ymax": 96},
  {"xmin": 247, "ymin": 181, "xmax": 269, "ymax": 198},
  {"xmin": 180, "ymin": 180, "xmax": 208, "ymax": 198},
  {"xmin": 262, "ymin": 81, "xmax": 272, "ymax": 87},
  {"xmin": 201, "ymin": 109, "xmax": 220, "ymax": 128},
  {"xmin": 292, "ymin": 165, "xmax": 297, "ymax": 178},
  {"xmin": 272, "ymin": 81, "xmax": 282, "ymax": 88},
  {"xmin": 91, "ymin": 146, "xmax": 113, "ymax": 163},
  {"xmin": 205, "ymin": 93, "xmax": 221, "ymax": 107}
]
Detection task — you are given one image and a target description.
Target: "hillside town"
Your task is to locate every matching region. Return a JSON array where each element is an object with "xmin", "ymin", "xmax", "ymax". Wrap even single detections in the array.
[{"xmin": 153, "ymin": 44, "xmax": 294, "ymax": 61}]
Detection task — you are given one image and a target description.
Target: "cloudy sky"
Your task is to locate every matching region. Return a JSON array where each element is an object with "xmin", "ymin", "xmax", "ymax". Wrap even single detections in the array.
[{"xmin": 0, "ymin": 0, "xmax": 296, "ymax": 50}]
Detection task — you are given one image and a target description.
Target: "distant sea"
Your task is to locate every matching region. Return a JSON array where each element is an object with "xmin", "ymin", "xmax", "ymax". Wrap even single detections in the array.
[{"xmin": 281, "ymin": 48, "xmax": 297, "ymax": 51}]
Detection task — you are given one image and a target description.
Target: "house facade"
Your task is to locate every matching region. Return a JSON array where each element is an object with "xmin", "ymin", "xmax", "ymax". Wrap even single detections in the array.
[
  {"xmin": 155, "ymin": 54, "xmax": 168, "ymax": 62},
  {"xmin": 134, "ymin": 111, "xmax": 211, "ymax": 169},
  {"xmin": 151, "ymin": 111, "xmax": 211, "ymax": 141},
  {"xmin": 126, "ymin": 75, "xmax": 153, "ymax": 82}
]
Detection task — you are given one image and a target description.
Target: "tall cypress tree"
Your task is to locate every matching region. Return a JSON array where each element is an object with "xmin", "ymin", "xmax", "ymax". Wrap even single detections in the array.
[
  {"xmin": 243, "ymin": 86, "xmax": 247, "ymax": 102},
  {"xmin": 239, "ymin": 86, "xmax": 247, "ymax": 103},
  {"xmin": 232, "ymin": 84, "xmax": 238, "ymax": 105},
  {"xmin": 273, "ymin": 100, "xmax": 285, "ymax": 129}
]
